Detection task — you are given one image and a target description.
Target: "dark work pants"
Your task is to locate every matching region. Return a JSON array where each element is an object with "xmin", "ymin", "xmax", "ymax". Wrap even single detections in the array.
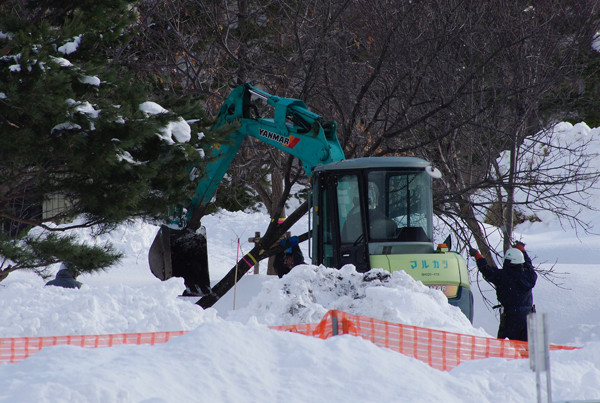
[{"xmin": 498, "ymin": 307, "xmax": 533, "ymax": 341}]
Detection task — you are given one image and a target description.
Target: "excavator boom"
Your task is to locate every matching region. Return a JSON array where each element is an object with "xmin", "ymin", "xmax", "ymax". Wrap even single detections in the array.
[
  {"xmin": 149, "ymin": 83, "xmax": 344, "ymax": 295},
  {"xmin": 184, "ymin": 84, "xmax": 344, "ymax": 227}
]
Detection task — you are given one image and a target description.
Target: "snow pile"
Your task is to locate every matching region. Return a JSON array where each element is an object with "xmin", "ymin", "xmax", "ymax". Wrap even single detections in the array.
[
  {"xmin": 0, "ymin": 275, "xmax": 210, "ymax": 337},
  {"xmin": 0, "ymin": 257, "xmax": 485, "ymax": 338},
  {"xmin": 225, "ymin": 265, "xmax": 485, "ymax": 336}
]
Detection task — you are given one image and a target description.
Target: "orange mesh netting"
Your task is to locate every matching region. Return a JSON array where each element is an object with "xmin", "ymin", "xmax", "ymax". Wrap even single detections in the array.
[
  {"xmin": 0, "ymin": 331, "xmax": 187, "ymax": 364},
  {"xmin": 271, "ymin": 310, "xmax": 579, "ymax": 371},
  {"xmin": 1, "ymin": 310, "xmax": 578, "ymax": 370}
]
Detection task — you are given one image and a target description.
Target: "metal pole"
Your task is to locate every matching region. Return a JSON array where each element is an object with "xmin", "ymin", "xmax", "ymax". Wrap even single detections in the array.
[
  {"xmin": 528, "ymin": 312, "xmax": 552, "ymax": 403},
  {"xmin": 543, "ymin": 314, "xmax": 553, "ymax": 403},
  {"xmin": 332, "ymin": 313, "xmax": 339, "ymax": 336}
]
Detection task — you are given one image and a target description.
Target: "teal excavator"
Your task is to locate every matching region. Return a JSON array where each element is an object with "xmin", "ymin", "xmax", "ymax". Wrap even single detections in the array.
[{"xmin": 148, "ymin": 83, "xmax": 473, "ymax": 322}]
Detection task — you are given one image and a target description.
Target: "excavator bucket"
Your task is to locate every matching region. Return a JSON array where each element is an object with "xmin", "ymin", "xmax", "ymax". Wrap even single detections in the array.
[
  {"xmin": 148, "ymin": 225, "xmax": 211, "ymax": 296},
  {"xmin": 149, "ymin": 225, "xmax": 173, "ymax": 281}
]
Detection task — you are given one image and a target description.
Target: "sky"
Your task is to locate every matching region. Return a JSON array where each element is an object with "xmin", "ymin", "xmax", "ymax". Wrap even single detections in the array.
[{"xmin": 1, "ymin": 121, "xmax": 600, "ymax": 402}]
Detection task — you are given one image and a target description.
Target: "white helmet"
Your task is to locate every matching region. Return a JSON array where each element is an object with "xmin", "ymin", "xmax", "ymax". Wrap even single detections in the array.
[{"xmin": 504, "ymin": 248, "xmax": 525, "ymax": 265}]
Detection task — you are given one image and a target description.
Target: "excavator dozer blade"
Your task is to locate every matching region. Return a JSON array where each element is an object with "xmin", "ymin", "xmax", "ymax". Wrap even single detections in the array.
[{"xmin": 148, "ymin": 225, "xmax": 211, "ymax": 296}]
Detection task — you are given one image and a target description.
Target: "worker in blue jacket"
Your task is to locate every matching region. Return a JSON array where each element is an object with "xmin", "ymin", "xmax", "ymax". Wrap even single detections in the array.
[
  {"xmin": 274, "ymin": 236, "xmax": 305, "ymax": 278},
  {"xmin": 469, "ymin": 242, "xmax": 537, "ymax": 341}
]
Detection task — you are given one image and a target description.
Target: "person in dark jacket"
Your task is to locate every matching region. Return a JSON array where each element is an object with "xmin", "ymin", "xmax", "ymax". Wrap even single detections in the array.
[
  {"xmin": 469, "ymin": 242, "xmax": 537, "ymax": 341},
  {"xmin": 45, "ymin": 262, "xmax": 82, "ymax": 289},
  {"xmin": 274, "ymin": 236, "xmax": 305, "ymax": 278}
]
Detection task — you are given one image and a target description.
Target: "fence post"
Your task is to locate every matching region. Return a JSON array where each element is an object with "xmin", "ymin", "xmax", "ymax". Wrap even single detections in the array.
[
  {"xmin": 331, "ymin": 312, "xmax": 339, "ymax": 336},
  {"xmin": 528, "ymin": 312, "xmax": 552, "ymax": 403},
  {"xmin": 247, "ymin": 232, "xmax": 261, "ymax": 274}
]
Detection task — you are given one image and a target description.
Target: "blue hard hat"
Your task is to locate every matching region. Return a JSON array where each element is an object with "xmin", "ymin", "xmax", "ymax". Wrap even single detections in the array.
[{"xmin": 285, "ymin": 248, "xmax": 292, "ymax": 254}]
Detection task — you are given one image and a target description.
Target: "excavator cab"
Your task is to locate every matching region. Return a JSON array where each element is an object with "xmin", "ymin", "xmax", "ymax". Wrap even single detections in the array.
[{"xmin": 311, "ymin": 156, "xmax": 473, "ymax": 321}]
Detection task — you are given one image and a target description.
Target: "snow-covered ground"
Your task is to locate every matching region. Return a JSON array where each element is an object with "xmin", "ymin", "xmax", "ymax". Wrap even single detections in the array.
[
  {"xmin": 2, "ymin": 122, "xmax": 600, "ymax": 402},
  {"xmin": 1, "ymin": 209, "xmax": 600, "ymax": 402}
]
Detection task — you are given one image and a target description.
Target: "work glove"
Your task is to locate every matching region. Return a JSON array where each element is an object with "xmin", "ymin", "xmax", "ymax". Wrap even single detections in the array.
[
  {"xmin": 513, "ymin": 241, "xmax": 526, "ymax": 251},
  {"xmin": 468, "ymin": 247, "xmax": 479, "ymax": 257},
  {"xmin": 289, "ymin": 236, "xmax": 299, "ymax": 246}
]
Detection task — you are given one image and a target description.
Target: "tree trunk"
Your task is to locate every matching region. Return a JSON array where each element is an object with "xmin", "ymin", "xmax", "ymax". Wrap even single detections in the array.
[{"xmin": 267, "ymin": 153, "xmax": 286, "ymax": 275}]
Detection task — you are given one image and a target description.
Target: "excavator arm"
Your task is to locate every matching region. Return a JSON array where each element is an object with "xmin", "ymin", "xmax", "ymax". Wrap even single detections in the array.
[
  {"xmin": 148, "ymin": 83, "xmax": 345, "ymax": 295},
  {"xmin": 184, "ymin": 83, "xmax": 344, "ymax": 228}
]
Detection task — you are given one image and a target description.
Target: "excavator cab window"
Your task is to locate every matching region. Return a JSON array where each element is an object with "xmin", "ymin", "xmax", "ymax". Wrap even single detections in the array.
[
  {"xmin": 366, "ymin": 179, "xmax": 396, "ymax": 240},
  {"xmin": 318, "ymin": 182, "xmax": 335, "ymax": 268},
  {"xmin": 337, "ymin": 175, "xmax": 363, "ymax": 244},
  {"xmin": 312, "ymin": 171, "xmax": 369, "ymax": 272},
  {"xmin": 365, "ymin": 170, "xmax": 432, "ymax": 243}
]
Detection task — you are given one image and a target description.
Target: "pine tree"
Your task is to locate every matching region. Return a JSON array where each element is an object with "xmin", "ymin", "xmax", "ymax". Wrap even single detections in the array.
[{"xmin": 0, "ymin": 0, "xmax": 211, "ymax": 281}]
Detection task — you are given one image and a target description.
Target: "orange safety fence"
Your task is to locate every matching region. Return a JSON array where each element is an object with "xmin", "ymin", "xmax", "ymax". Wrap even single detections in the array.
[
  {"xmin": 0, "ymin": 330, "xmax": 187, "ymax": 364},
  {"xmin": 1, "ymin": 310, "xmax": 579, "ymax": 370},
  {"xmin": 271, "ymin": 310, "xmax": 580, "ymax": 371}
]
